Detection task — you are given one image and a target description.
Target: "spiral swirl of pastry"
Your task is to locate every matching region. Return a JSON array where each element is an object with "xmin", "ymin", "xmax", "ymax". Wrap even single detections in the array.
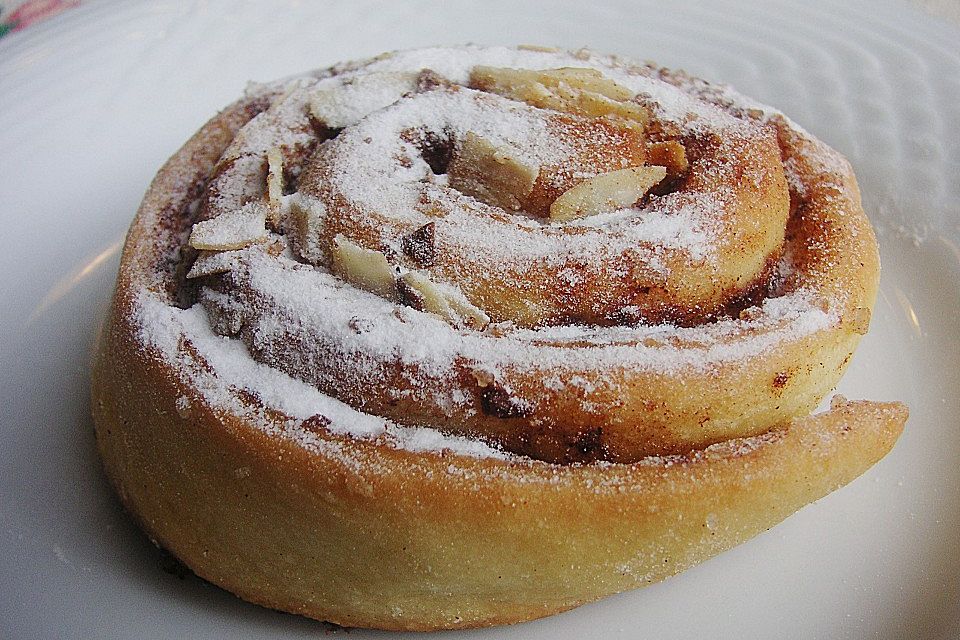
[
  {"xmin": 186, "ymin": 48, "xmax": 877, "ymax": 463},
  {"xmin": 93, "ymin": 46, "xmax": 906, "ymax": 630}
]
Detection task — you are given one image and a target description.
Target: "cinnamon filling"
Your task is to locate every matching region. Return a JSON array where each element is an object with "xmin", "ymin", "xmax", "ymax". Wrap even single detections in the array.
[{"xmin": 164, "ymin": 48, "xmax": 866, "ymax": 464}]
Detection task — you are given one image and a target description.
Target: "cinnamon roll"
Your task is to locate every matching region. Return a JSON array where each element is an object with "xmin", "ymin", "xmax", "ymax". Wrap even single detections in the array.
[{"xmin": 92, "ymin": 45, "xmax": 907, "ymax": 630}]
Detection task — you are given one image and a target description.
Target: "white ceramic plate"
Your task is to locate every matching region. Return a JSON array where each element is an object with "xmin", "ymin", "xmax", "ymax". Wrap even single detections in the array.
[{"xmin": 1, "ymin": 1, "xmax": 958, "ymax": 637}]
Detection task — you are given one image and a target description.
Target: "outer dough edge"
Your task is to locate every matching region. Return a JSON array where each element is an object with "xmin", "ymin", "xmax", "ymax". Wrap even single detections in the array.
[{"xmin": 90, "ymin": 61, "xmax": 907, "ymax": 631}]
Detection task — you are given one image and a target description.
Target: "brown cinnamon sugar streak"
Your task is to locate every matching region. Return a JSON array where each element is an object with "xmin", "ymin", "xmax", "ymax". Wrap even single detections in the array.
[{"xmin": 92, "ymin": 46, "xmax": 906, "ymax": 630}]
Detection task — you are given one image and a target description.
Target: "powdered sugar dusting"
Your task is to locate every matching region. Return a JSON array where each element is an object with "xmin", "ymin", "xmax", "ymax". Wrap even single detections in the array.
[
  {"xmin": 234, "ymin": 251, "xmax": 836, "ymax": 377},
  {"xmin": 309, "ymin": 71, "xmax": 420, "ymax": 129},
  {"xmin": 188, "ymin": 202, "xmax": 267, "ymax": 250},
  {"xmin": 199, "ymin": 45, "xmax": 785, "ymax": 332},
  {"xmin": 132, "ymin": 253, "xmax": 835, "ymax": 461},
  {"xmin": 323, "ymin": 88, "xmax": 574, "ymax": 221},
  {"xmin": 124, "ymin": 46, "xmax": 871, "ymax": 463},
  {"xmin": 134, "ymin": 292, "xmax": 512, "ymax": 460},
  {"xmin": 568, "ymin": 193, "xmax": 721, "ymax": 261},
  {"xmin": 342, "ymin": 45, "xmax": 742, "ymax": 129}
]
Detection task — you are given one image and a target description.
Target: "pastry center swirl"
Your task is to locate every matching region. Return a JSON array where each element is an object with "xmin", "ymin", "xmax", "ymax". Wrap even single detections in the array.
[
  {"xmin": 184, "ymin": 49, "xmax": 873, "ymax": 464},
  {"xmin": 288, "ymin": 67, "xmax": 790, "ymax": 328}
]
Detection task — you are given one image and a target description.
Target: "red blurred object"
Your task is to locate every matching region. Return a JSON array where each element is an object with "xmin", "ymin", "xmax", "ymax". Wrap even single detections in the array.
[{"xmin": 2, "ymin": 0, "xmax": 81, "ymax": 34}]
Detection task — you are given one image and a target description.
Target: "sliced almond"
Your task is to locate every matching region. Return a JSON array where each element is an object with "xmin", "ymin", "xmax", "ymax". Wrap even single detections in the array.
[
  {"xmin": 186, "ymin": 249, "xmax": 244, "ymax": 279},
  {"xmin": 309, "ymin": 71, "xmax": 419, "ymax": 129},
  {"xmin": 286, "ymin": 196, "xmax": 327, "ymax": 264},
  {"xmin": 549, "ymin": 165, "xmax": 666, "ymax": 222},
  {"xmin": 469, "ymin": 66, "xmax": 649, "ymax": 126},
  {"xmin": 517, "ymin": 44, "xmax": 561, "ymax": 53},
  {"xmin": 447, "ymin": 132, "xmax": 539, "ymax": 211},
  {"xmin": 648, "ymin": 140, "xmax": 689, "ymax": 182},
  {"xmin": 265, "ymin": 147, "xmax": 284, "ymax": 220},
  {"xmin": 189, "ymin": 202, "xmax": 268, "ymax": 250},
  {"xmin": 543, "ymin": 67, "xmax": 633, "ymax": 100},
  {"xmin": 570, "ymin": 89, "xmax": 650, "ymax": 129},
  {"xmin": 472, "ymin": 66, "xmax": 629, "ymax": 100},
  {"xmin": 398, "ymin": 270, "xmax": 490, "ymax": 330},
  {"xmin": 331, "ymin": 235, "xmax": 396, "ymax": 298},
  {"xmin": 187, "ymin": 239, "xmax": 285, "ymax": 279}
]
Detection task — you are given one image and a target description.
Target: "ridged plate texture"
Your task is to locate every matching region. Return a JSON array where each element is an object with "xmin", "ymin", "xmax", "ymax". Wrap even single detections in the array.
[{"xmin": 0, "ymin": 1, "xmax": 957, "ymax": 638}]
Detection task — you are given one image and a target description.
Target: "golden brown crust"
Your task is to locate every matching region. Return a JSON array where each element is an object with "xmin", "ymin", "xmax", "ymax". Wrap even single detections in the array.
[
  {"xmin": 93, "ymin": 298, "xmax": 905, "ymax": 629},
  {"xmin": 92, "ymin": 46, "xmax": 907, "ymax": 630}
]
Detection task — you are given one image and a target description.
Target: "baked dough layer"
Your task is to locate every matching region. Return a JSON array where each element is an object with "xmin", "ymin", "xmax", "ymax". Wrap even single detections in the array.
[
  {"xmin": 92, "ymin": 46, "xmax": 907, "ymax": 630},
  {"xmin": 93, "ymin": 312, "xmax": 904, "ymax": 629}
]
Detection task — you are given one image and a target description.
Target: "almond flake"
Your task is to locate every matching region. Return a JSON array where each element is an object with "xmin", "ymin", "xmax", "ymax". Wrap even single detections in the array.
[
  {"xmin": 331, "ymin": 235, "xmax": 396, "ymax": 298},
  {"xmin": 549, "ymin": 165, "xmax": 667, "ymax": 221},
  {"xmin": 266, "ymin": 147, "xmax": 284, "ymax": 219},
  {"xmin": 447, "ymin": 132, "xmax": 539, "ymax": 211},
  {"xmin": 186, "ymin": 249, "xmax": 245, "ymax": 279},
  {"xmin": 287, "ymin": 197, "xmax": 327, "ymax": 264},
  {"xmin": 469, "ymin": 66, "xmax": 649, "ymax": 127},
  {"xmin": 309, "ymin": 71, "xmax": 420, "ymax": 129},
  {"xmin": 399, "ymin": 270, "xmax": 490, "ymax": 330},
  {"xmin": 517, "ymin": 44, "xmax": 561, "ymax": 53},
  {"xmin": 188, "ymin": 202, "xmax": 268, "ymax": 250},
  {"xmin": 648, "ymin": 140, "xmax": 689, "ymax": 182}
]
